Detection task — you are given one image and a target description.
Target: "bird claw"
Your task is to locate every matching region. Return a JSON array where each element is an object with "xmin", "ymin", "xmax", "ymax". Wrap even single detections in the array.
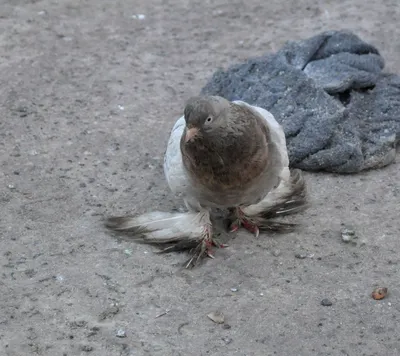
[
  {"xmin": 212, "ymin": 237, "xmax": 228, "ymax": 248},
  {"xmin": 229, "ymin": 223, "xmax": 240, "ymax": 233},
  {"xmin": 242, "ymin": 219, "xmax": 260, "ymax": 238},
  {"xmin": 184, "ymin": 227, "xmax": 227, "ymax": 268},
  {"xmin": 206, "ymin": 251, "xmax": 215, "ymax": 259},
  {"xmin": 229, "ymin": 209, "xmax": 260, "ymax": 237}
]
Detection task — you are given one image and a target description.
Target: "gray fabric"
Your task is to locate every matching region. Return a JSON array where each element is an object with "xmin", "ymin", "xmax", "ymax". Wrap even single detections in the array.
[{"xmin": 201, "ymin": 31, "xmax": 400, "ymax": 173}]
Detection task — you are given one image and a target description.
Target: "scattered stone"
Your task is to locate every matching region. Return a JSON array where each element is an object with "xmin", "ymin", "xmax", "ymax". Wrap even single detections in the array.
[
  {"xmin": 341, "ymin": 227, "xmax": 357, "ymax": 243},
  {"xmin": 71, "ymin": 320, "xmax": 87, "ymax": 328},
  {"xmin": 16, "ymin": 106, "xmax": 29, "ymax": 117},
  {"xmin": 295, "ymin": 253, "xmax": 307, "ymax": 259},
  {"xmin": 321, "ymin": 299, "xmax": 333, "ymax": 306},
  {"xmin": 223, "ymin": 324, "xmax": 232, "ymax": 330},
  {"xmin": 132, "ymin": 14, "xmax": 146, "ymax": 20},
  {"xmin": 372, "ymin": 287, "xmax": 388, "ymax": 300},
  {"xmin": 207, "ymin": 311, "xmax": 225, "ymax": 324},
  {"xmin": 116, "ymin": 329, "xmax": 126, "ymax": 338},
  {"xmin": 24, "ymin": 269, "xmax": 36, "ymax": 278},
  {"xmin": 98, "ymin": 306, "xmax": 120, "ymax": 321},
  {"xmin": 222, "ymin": 337, "xmax": 233, "ymax": 345},
  {"xmin": 87, "ymin": 326, "xmax": 100, "ymax": 337},
  {"xmin": 230, "ymin": 287, "xmax": 238, "ymax": 292},
  {"xmin": 80, "ymin": 345, "xmax": 93, "ymax": 352},
  {"xmin": 271, "ymin": 249, "xmax": 281, "ymax": 257},
  {"xmin": 124, "ymin": 249, "xmax": 133, "ymax": 256}
]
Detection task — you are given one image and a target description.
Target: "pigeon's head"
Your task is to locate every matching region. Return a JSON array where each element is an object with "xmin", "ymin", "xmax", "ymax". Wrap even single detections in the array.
[{"xmin": 182, "ymin": 95, "xmax": 231, "ymax": 144}]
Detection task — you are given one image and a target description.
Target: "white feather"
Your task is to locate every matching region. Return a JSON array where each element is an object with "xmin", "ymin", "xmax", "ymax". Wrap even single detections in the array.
[
  {"xmin": 109, "ymin": 211, "xmax": 210, "ymax": 243},
  {"xmin": 242, "ymin": 167, "xmax": 294, "ymax": 216},
  {"xmin": 163, "ymin": 116, "xmax": 190, "ymax": 198}
]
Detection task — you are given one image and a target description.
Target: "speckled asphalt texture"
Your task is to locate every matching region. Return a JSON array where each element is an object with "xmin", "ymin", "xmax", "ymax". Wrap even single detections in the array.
[{"xmin": 0, "ymin": 1, "xmax": 399, "ymax": 355}]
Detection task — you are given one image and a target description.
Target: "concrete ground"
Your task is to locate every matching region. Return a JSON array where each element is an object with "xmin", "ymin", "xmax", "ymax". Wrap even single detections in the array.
[{"xmin": 0, "ymin": 1, "xmax": 399, "ymax": 355}]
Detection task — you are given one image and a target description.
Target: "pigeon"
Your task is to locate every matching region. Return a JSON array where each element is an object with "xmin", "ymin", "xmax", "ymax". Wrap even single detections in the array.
[{"xmin": 106, "ymin": 95, "xmax": 308, "ymax": 267}]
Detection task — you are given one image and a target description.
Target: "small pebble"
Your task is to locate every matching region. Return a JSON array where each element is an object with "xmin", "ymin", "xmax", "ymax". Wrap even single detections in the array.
[
  {"xmin": 230, "ymin": 287, "xmax": 238, "ymax": 292},
  {"xmin": 80, "ymin": 345, "xmax": 93, "ymax": 352},
  {"xmin": 222, "ymin": 337, "xmax": 233, "ymax": 345},
  {"xmin": 272, "ymin": 249, "xmax": 281, "ymax": 257},
  {"xmin": 132, "ymin": 14, "xmax": 146, "ymax": 20},
  {"xmin": 341, "ymin": 227, "xmax": 356, "ymax": 243},
  {"xmin": 321, "ymin": 298, "xmax": 333, "ymax": 306},
  {"xmin": 371, "ymin": 287, "xmax": 388, "ymax": 300},
  {"xmin": 71, "ymin": 320, "xmax": 87, "ymax": 328},
  {"xmin": 116, "ymin": 329, "xmax": 126, "ymax": 338},
  {"xmin": 124, "ymin": 249, "xmax": 133, "ymax": 256},
  {"xmin": 98, "ymin": 306, "xmax": 120, "ymax": 321},
  {"xmin": 295, "ymin": 253, "xmax": 307, "ymax": 259},
  {"xmin": 223, "ymin": 324, "xmax": 232, "ymax": 330},
  {"xmin": 207, "ymin": 311, "xmax": 225, "ymax": 324}
]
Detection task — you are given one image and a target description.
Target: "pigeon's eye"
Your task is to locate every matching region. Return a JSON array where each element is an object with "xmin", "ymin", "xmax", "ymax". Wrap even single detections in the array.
[{"xmin": 205, "ymin": 116, "xmax": 213, "ymax": 123}]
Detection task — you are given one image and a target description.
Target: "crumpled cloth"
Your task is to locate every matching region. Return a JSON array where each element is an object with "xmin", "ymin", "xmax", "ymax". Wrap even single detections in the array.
[{"xmin": 201, "ymin": 30, "xmax": 400, "ymax": 173}]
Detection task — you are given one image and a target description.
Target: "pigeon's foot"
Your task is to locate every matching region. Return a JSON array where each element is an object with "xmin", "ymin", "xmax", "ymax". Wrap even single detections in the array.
[
  {"xmin": 228, "ymin": 205, "xmax": 298, "ymax": 236},
  {"xmin": 228, "ymin": 207, "xmax": 260, "ymax": 238},
  {"xmin": 228, "ymin": 169, "xmax": 309, "ymax": 236},
  {"xmin": 185, "ymin": 224, "xmax": 228, "ymax": 268}
]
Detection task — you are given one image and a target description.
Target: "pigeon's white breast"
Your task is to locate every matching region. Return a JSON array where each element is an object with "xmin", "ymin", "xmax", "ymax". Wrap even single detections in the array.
[{"xmin": 163, "ymin": 116, "xmax": 191, "ymax": 198}]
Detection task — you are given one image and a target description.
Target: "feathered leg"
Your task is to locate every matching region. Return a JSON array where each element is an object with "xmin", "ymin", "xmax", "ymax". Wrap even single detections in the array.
[
  {"xmin": 182, "ymin": 214, "xmax": 226, "ymax": 268},
  {"xmin": 229, "ymin": 207, "xmax": 261, "ymax": 237},
  {"xmin": 105, "ymin": 208, "xmax": 226, "ymax": 268},
  {"xmin": 228, "ymin": 168, "xmax": 308, "ymax": 235}
]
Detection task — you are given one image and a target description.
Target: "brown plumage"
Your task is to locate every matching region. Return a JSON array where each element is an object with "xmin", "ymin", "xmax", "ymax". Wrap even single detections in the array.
[
  {"xmin": 105, "ymin": 95, "xmax": 308, "ymax": 267},
  {"xmin": 181, "ymin": 97, "xmax": 270, "ymax": 192}
]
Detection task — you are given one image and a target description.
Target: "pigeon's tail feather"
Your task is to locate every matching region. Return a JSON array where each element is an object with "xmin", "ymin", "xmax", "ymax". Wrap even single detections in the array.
[
  {"xmin": 105, "ymin": 211, "xmax": 205, "ymax": 244},
  {"xmin": 241, "ymin": 169, "xmax": 308, "ymax": 231}
]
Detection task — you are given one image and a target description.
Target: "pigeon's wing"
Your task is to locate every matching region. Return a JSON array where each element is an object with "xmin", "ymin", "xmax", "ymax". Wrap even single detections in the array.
[
  {"xmin": 233, "ymin": 100, "xmax": 290, "ymax": 170},
  {"xmin": 232, "ymin": 101, "xmax": 307, "ymax": 218},
  {"xmin": 163, "ymin": 116, "xmax": 192, "ymax": 197}
]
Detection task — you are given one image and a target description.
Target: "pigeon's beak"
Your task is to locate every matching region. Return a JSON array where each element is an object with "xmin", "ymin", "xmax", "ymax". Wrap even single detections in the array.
[{"xmin": 184, "ymin": 127, "xmax": 199, "ymax": 143}]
